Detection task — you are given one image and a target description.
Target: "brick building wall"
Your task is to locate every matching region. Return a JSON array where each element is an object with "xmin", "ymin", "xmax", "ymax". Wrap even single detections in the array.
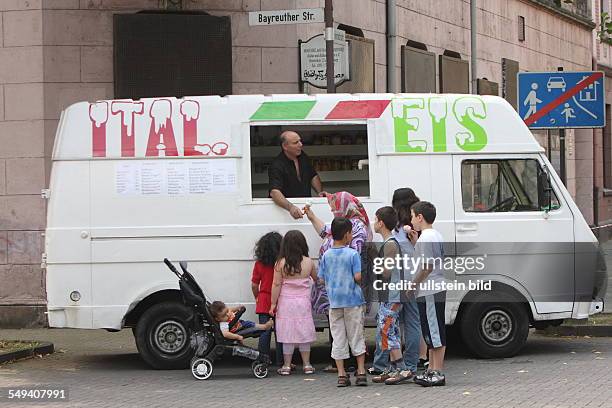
[{"xmin": 0, "ymin": 0, "xmax": 598, "ymax": 327}]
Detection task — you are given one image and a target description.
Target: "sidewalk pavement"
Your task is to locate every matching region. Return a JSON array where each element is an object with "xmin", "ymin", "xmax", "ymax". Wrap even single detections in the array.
[{"xmin": 0, "ymin": 328, "xmax": 610, "ymax": 408}]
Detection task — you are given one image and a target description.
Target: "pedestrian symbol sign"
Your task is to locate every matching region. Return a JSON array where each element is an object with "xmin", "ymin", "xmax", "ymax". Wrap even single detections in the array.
[{"xmin": 517, "ymin": 71, "xmax": 605, "ymax": 129}]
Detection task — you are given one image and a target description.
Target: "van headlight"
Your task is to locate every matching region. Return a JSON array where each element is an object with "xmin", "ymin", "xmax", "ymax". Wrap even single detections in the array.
[{"xmin": 70, "ymin": 291, "xmax": 81, "ymax": 302}]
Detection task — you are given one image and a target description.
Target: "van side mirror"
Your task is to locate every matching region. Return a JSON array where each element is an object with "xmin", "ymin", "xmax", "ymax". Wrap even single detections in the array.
[{"xmin": 537, "ymin": 165, "xmax": 553, "ymax": 212}]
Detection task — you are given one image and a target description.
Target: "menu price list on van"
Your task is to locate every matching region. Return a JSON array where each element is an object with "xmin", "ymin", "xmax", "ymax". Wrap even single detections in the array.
[{"xmin": 115, "ymin": 160, "xmax": 237, "ymax": 196}]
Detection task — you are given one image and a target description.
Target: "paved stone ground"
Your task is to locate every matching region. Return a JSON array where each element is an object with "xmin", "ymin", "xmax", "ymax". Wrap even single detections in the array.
[{"xmin": 0, "ymin": 328, "xmax": 610, "ymax": 408}]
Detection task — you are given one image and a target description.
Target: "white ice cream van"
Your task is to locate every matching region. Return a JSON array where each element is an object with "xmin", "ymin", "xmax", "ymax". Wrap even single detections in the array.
[{"xmin": 45, "ymin": 93, "xmax": 607, "ymax": 369}]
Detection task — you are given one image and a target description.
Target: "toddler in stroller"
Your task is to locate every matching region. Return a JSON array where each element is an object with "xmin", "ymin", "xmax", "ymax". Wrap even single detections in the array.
[
  {"xmin": 209, "ymin": 301, "xmax": 274, "ymax": 342},
  {"xmin": 163, "ymin": 258, "xmax": 272, "ymax": 380}
]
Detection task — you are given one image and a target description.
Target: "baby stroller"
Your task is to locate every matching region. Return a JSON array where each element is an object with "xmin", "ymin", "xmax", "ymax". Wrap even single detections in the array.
[{"xmin": 163, "ymin": 258, "xmax": 271, "ymax": 380}]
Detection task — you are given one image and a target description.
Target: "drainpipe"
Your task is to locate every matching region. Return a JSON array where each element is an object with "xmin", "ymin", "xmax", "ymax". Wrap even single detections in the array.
[
  {"xmin": 593, "ymin": 43, "xmax": 599, "ymax": 230},
  {"xmin": 387, "ymin": 0, "xmax": 397, "ymax": 93},
  {"xmin": 470, "ymin": 0, "xmax": 477, "ymax": 93}
]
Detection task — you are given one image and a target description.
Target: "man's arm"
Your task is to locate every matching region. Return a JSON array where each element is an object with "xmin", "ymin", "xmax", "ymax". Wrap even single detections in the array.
[
  {"xmin": 270, "ymin": 189, "xmax": 303, "ymax": 219},
  {"xmin": 311, "ymin": 175, "xmax": 324, "ymax": 196},
  {"xmin": 268, "ymin": 161, "xmax": 302, "ymax": 218}
]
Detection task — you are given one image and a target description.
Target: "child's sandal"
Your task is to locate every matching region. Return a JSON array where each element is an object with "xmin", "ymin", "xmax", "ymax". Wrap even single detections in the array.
[
  {"xmin": 337, "ymin": 375, "xmax": 351, "ymax": 387},
  {"xmin": 303, "ymin": 365, "xmax": 315, "ymax": 375},
  {"xmin": 355, "ymin": 373, "xmax": 368, "ymax": 386},
  {"xmin": 277, "ymin": 366, "xmax": 291, "ymax": 376}
]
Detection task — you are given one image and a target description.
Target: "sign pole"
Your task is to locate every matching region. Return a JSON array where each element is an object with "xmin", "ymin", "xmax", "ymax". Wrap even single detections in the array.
[
  {"xmin": 325, "ymin": 0, "xmax": 335, "ymax": 93},
  {"xmin": 557, "ymin": 66, "xmax": 566, "ymax": 185}
]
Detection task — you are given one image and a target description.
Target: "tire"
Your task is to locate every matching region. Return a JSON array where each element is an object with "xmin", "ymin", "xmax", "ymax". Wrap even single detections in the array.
[
  {"xmin": 459, "ymin": 292, "xmax": 529, "ymax": 358},
  {"xmin": 135, "ymin": 301, "xmax": 194, "ymax": 369}
]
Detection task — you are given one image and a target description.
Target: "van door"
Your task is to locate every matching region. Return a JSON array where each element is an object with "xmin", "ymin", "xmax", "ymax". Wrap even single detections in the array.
[{"xmin": 452, "ymin": 154, "xmax": 574, "ymax": 314}]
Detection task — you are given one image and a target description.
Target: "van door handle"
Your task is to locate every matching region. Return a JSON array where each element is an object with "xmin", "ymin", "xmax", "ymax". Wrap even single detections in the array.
[{"xmin": 456, "ymin": 223, "xmax": 478, "ymax": 232}]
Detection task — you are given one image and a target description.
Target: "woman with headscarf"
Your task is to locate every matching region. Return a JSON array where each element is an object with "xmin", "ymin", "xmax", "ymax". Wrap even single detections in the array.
[{"xmin": 303, "ymin": 191, "xmax": 372, "ymax": 372}]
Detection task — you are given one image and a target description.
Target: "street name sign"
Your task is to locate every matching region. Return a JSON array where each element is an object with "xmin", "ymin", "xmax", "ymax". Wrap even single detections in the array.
[
  {"xmin": 249, "ymin": 8, "xmax": 324, "ymax": 26},
  {"xmin": 517, "ymin": 71, "xmax": 605, "ymax": 129}
]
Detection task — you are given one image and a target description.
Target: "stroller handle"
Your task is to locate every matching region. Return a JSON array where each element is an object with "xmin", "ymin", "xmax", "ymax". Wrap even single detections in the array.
[{"xmin": 163, "ymin": 258, "xmax": 182, "ymax": 278}]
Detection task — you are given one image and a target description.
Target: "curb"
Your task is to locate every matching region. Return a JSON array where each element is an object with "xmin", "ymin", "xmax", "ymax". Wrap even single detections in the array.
[
  {"xmin": 538, "ymin": 325, "xmax": 612, "ymax": 337},
  {"xmin": 0, "ymin": 341, "xmax": 54, "ymax": 364}
]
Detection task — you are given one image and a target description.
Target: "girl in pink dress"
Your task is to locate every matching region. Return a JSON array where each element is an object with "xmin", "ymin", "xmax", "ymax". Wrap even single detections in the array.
[{"xmin": 270, "ymin": 230, "xmax": 318, "ymax": 375}]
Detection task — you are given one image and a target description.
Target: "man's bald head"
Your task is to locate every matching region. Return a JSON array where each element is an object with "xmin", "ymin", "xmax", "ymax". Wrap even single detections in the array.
[{"xmin": 280, "ymin": 130, "xmax": 303, "ymax": 159}]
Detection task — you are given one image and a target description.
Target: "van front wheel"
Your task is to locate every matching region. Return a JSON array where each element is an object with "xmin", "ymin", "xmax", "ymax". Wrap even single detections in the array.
[
  {"xmin": 459, "ymin": 293, "xmax": 529, "ymax": 358},
  {"xmin": 135, "ymin": 301, "xmax": 194, "ymax": 369}
]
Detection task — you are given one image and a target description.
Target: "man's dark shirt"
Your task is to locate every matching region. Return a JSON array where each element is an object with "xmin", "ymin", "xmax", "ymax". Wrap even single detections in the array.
[{"xmin": 268, "ymin": 151, "xmax": 317, "ymax": 198}]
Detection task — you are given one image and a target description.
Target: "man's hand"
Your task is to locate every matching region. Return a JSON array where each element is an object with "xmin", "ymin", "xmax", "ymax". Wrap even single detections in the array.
[
  {"xmin": 289, "ymin": 205, "xmax": 304, "ymax": 219},
  {"xmin": 237, "ymin": 335, "xmax": 244, "ymax": 341},
  {"xmin": 318, "ymin": 190, "xmax": 329, "ymax": 198}
]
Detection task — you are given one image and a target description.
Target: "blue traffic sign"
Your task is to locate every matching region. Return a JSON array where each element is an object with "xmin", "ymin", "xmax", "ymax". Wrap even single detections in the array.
[{"xmin": 517, "ymin": 71, "xmax": 605, "ymax": 129}]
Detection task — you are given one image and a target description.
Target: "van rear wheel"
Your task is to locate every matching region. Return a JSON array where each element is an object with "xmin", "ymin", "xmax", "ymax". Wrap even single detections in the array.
[
  {"xmin": 135, "ymin": 301, "xmax": 194, "ymax": 369},
  {"xmin": 459, "ymin": 292, "xmax": 529, "ymax": 358}
]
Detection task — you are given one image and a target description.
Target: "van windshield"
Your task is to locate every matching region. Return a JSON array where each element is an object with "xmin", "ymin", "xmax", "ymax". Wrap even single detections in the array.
[{"xmin": 250, "ymin": 124, "xmax": 370, "ymax": 199}]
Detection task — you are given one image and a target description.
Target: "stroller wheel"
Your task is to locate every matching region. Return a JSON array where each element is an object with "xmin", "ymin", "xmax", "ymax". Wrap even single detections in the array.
[
  {"xmin": 252, "ymin": 362, "xmax": 268, "ymax": 379},
  {"xmin": 191, "ymin": 357, "xmax": 213, "ymax": 380}
]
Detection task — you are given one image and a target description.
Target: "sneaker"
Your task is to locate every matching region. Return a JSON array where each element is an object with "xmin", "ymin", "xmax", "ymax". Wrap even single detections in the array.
[
  {"xmin": 413, "ymin": 369, "xmax": 431, "ymax": 386},
  {"xmin": 417, "ymin": 358, "xmax": 429, "ymax": 371},
  {"xmin": 372, "ymin": 369, "xmax": 393, "ymax": 383},
  {"xmin": 384, "ymin": 369, "xmax": 414, "ymax": 385},
  {"xmin": 367, "ymin": 367, "xmax": 384, "ymax": 376},
  {"xmin": 415, "ymin": 370, "xmax": 446, "ymax": 387},
  {"xmin": 428, "ymin": 370, "xmax": 445, "ymax": 386}
]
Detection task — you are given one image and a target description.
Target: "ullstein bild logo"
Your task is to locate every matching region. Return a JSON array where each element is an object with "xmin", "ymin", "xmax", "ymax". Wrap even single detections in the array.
[{"xmin": 372, "ymin": 278, "xmax": 493, "ymax": 292}]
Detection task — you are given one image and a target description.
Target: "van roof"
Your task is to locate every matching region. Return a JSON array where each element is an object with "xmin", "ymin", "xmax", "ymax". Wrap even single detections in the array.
[{"xmin": 54, "ymin": 93, "xmax": 544, "ymax": 159}]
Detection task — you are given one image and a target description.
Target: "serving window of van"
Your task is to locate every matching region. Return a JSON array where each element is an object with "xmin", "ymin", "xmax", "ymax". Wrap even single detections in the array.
[
  {"xmin": 249, "ymin": 124, "xmax": 370, "ymax": 199},
  {"xmin": 461, "ymin": 159, "xmax": 560, "ymax": 212}
]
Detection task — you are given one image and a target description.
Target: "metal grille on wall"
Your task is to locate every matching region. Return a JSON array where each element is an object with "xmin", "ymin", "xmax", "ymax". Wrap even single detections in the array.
[{"xmin": 114, "ymin": 11, "xmax": 232, "ymax": 99}]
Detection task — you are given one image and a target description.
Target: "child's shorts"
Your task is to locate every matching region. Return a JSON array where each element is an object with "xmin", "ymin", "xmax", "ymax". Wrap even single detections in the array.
[
  {"xmin": 417, "ymin": 291, "xmax": 446, "ymax": 348},
  {"xmin": 377, "ymin": 302, "xmax": 402, "ymax": 351},
  {"xmin": 233, "ymin": 319, "xmax": 255, "ymax": 332},
  {"xmin": 329, "ymin": 305, "xmax": 366, "ymax": 360}
]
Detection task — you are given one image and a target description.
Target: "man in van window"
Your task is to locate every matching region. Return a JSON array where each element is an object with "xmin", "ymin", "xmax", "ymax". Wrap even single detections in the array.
[{"xmin": 269, "ymin": 130, "xmax": 325, "ymax": 219}]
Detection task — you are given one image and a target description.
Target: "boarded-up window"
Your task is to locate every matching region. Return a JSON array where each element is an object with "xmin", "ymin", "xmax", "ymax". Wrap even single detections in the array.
[
  {"xmin": 439, "ymin": 54, "xmax": 469, "ymax": 93},
  {"xmin": 336, "ymin": 35, "xmax": 375, "ymax": 93},
  {"xmin": 502, "ymin": 58, "xmax": 519, "ymax": 110},
  {"xmin": 114, "ymin": 12, "xmax": 232, "ymax": 99},
  {"xmin": 477, "ymin": 78, "xmax": 499, "ymax": 95},
  {"xmin": 401, "ymin": 45, "xmax": 436, "ymax": 93}
]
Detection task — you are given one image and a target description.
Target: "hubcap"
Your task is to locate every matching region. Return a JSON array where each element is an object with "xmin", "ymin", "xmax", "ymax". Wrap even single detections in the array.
[
  {"xmin": 196, "ymin": 363, "xmax": 209, "ymax": 375},
  {"xmin": 153, "ymin": 320, "xmax": 187, "ymax": 354},
  {"xmin": 481, "ymin": 310, "xmax": 513, "ymax": 343}
]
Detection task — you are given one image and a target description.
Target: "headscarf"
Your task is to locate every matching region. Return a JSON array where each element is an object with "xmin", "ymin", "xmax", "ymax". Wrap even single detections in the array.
[{"xmin": 325, "ymin": 192, "xmax": 373, "ymax": 240}]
